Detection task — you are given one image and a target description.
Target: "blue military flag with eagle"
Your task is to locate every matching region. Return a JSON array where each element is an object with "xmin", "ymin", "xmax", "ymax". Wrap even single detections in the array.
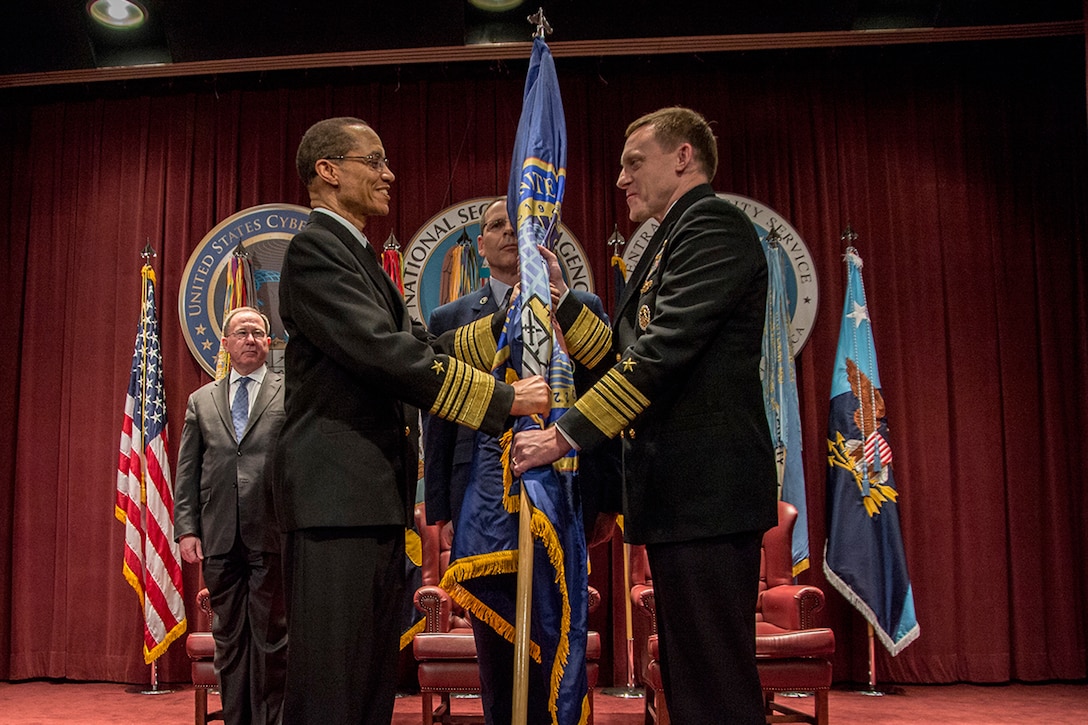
[
  {"xmin": 823, "ymin": 246, "xmax": 919, "ymax": 655},
  {"xmin": 440, "ymin": 36, "xmax": 590, "ymax": 724}
]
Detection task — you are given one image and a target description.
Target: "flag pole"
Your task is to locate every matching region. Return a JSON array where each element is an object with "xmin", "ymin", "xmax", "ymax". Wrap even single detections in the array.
[
  {"xmin": 512, "ymin": 478, "xmax": 536, "ymax": 725},
  {"xmin": 857, "ymin": 622, "xmax": 900, "ymax": 696},
  {"xmin": 601, "ymin": 538, "xmax": 643, "ymax": 698},
  {"xmin": 511, "ymin": 14, "xmax": 554, "ymax": 725},
  {"xmin": 841, "ymin": 225, "xmax": 881, "ymax": 701},
  {"xmin": 602, "ymin": 431, "xmax": 641, "ymax": 699},
  {"xmin": 607, "ymin": 223, "xmax": 628, "ymax": 313},
  {"xmin": 867, "ymin": 624, "xmax": 881, "ymax": 691},
  {"xmin": 128, "ymin": 659, "xmax": 174, "ymax": 695},
  {"xmin": 852, "ymin": 623, "xmax": 884, "ymax": 696}
]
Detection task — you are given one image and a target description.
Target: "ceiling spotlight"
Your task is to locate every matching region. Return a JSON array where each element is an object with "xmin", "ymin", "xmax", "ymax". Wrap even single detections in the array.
[
  {"xmin": 468, "ymin": 0, "xmax": 524, "ymax": 11},
  {"xmin": 87, "ymin": 0, "xmax": 147, "ymax": 29}
]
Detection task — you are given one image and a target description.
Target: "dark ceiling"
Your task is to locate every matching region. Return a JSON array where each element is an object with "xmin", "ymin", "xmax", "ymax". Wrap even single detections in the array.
[{"xmin": 1, "ymin": 1, "xmax": 1082, "ymax": 81}]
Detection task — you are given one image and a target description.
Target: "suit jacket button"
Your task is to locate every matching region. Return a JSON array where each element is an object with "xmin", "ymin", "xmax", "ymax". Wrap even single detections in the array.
[
  {"xmin": 404, "ymin": 426, "xmax": 411, "ymax": 437},
  {"xmin": 627, "ymin": 428, "xmax": 636, "ymax": 439}
]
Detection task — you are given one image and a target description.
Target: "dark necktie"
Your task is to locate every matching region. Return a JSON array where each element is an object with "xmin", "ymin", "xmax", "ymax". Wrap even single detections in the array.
[{"xmin": 232, "ymin": 377, "xmax": 251, "ymax": 440}]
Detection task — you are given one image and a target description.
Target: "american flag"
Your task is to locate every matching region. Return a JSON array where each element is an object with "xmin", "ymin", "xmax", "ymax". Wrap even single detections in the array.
[{"xmin": 114, "ymin": 264, "xmax": 187, "ymax": 664}]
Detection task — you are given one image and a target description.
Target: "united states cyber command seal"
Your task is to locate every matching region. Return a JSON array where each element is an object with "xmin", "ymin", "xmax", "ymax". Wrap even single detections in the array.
[
  {"xmin": 179, "ymin": 204, "xmax": 310, "ymax": 376},
  {"xmin": 622, "ymin": 193, "xmax": 819, "ymax": 354},
  {"xmin": 402, "ymin": 197, "xmax": 594, "ymax": 326}
]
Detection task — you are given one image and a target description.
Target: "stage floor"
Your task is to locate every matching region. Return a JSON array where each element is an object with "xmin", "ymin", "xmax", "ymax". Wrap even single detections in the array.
[{"xmin": 0, "ymin": 680, "xmax": 1085, "ymax": 724}]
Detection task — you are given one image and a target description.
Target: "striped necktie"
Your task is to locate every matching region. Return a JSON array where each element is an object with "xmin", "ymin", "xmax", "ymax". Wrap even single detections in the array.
[{"xmin": 232, "ymin": 377, "xmax": 251, "ymax": 440}]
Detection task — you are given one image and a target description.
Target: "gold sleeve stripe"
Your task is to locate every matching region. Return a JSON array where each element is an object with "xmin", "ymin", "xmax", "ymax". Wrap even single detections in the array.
[
  {"xmin": 453, "ymin": 317, "xmax": 498, "ymax": 371},
  {"xmin": 574, "ymin": 368, "xmax": 649, "ymax": 438},
  {"xmin": 430, "ymin": 356, "xmax": 496, "ymax": 429},
  {"xmin": 565, "ymin": 306, "xmax": 612, "ymax": 368}
]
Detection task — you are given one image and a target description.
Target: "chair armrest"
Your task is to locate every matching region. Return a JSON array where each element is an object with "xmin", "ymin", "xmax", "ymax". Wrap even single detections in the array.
[
  {"xmin": 197, "ymin": 587, "xmax": 212, "ymax": 617},
  {"xmin": 588, "ymin": 585, "xmax": 601, "ymax": 613},
  {"xmin": 414, "ymin": 585, "xmax": 454, "ymax": 633},
  {"xmin": 759, "ymin": 584, "xmax": 825, "ymax": 630},
  {"xmin": 631, "ymin": 583, "xmax": 658, "ymax": 634}
]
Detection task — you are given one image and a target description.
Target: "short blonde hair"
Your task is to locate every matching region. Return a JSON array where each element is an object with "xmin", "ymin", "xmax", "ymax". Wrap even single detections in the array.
[{"xmin": 627, "ymin": 107, "xmax": 718, "ymax": 179}]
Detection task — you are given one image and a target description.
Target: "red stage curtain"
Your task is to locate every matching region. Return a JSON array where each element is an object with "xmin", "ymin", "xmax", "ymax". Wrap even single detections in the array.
[{"xmin": 0, "ymin": 36, "xmax": 1085, "ymax": 685}]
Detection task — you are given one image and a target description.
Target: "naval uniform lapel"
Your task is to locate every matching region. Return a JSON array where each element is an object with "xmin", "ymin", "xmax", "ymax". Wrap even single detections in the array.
[
  {"xmin": 616, "ymin": 223, "xmax": 667, "ymax": 322},
  {"xmin": 314, "ymin": 212, "xmax": 411, "ymax": 332},
  {"xmin": 614, "ymin": 185, "xmax": 716, "ymax": 332}
]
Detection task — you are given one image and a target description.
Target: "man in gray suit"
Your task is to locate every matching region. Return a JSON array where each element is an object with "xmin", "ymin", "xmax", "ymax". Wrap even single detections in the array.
[{"xmin": 175, "ymin": 305, "xmax": 287, "ymax": 725}]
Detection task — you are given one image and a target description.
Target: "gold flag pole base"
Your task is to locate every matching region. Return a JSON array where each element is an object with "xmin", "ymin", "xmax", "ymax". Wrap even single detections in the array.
[
  {"xmin": 852, "ymin": 623, "xmax": 905, "ymax": 696},
  {"xmin": 125, "ymin": 684, "xmax": 176, "ymax": 695},
  {"xmin": 601, "ymin": 684, "xmax": 645, "ymax": 699}
]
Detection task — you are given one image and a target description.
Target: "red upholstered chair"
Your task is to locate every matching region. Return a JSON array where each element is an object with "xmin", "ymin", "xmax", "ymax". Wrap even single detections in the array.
[
  {"xmin": 411, "ymin": 503, "xmax": 600, "ymax": 725},
  {"xmin": 184, "ymin": 586, "xmax": 222, "ymax": 725},
  {"xmin": 630, "ymin": 501, "xmax": 835, "ymax": 725}
]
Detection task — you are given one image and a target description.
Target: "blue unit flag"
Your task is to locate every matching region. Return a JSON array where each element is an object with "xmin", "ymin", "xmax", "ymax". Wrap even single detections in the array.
[
  {"xmin": 441, "ymin": 36, "xmax": 590, "ymax": 724},
  {"xmin": 823, "ymin": 247, "xmax": 920, "ymax": 655},
  {"xmin": 761, "ymin": 229, "xmax": 810, "ymax": 576}
]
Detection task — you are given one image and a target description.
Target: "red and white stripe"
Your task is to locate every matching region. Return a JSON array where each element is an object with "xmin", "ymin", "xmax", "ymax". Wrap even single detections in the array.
[
  {"xmin": 115, "ymin": 393, "xmax": 187, "ymax": 663},
  {"xmin": 863, "ymin": 431, "xmax": 893, "ymax": 468}
]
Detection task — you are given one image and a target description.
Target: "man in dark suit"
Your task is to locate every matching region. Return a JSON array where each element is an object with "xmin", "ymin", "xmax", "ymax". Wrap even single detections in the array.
[
  {"xmin": 175, "ymin": 305, "xmax": 287, "ymax": 725},
  {"xmin": 275, "ymin": 117, "xmax": 550, "ymax": 725},
  {"xmin": 423, "ymin": 197, "xmax": 616, "ymax": 725},
  {"xmin": 513, "ymin": 107, "xmax": 779, "ymax": 724}
]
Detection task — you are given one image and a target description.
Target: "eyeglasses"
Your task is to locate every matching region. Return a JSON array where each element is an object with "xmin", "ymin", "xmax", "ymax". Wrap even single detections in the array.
[
  {"xmin": 228, "ymin": 328, "xmax": 268, "ymax": 340},
  {"xmin": 324, "ymin": 153, "xmax": 390, "ymax": 171},
  {"xmin": 483, "ymin": 218, "xmax": 513, "ymax": 233}
]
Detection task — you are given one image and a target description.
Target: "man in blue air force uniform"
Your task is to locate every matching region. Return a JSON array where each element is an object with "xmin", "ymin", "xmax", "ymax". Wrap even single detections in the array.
[{"xmin": 424, "ymin": 196, "xmax": 617, "ymax": 725}]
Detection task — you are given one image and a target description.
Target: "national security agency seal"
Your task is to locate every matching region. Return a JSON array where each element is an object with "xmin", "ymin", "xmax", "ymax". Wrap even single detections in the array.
[
  {"xmin": 179, "ymin": 204, "xmax": 310, "ymax": 376},
  {"xmin": 402, "ymin": 197, "xmax": 594, "ymax": 326},
  {"xmin": 622, "ymin": 193, "xmax": 818, "ymax": 354}
]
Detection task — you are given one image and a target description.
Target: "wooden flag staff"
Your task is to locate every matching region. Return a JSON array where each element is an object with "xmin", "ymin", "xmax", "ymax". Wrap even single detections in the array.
[{"xmin": 512, "ymin": 11, "xmax": 554, "ymax": 725}]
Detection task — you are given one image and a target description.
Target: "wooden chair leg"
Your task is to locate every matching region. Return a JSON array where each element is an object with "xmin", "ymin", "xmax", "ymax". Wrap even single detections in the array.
[
  {"xmin": 655, "ymin": 689, "xmax": 670, "ymax": 725},
  {"xmin": 814, "ymin": 690, "xmax": 828, "ymax": 725},
  {"xmin": 421, "ymin": 691, "xmax": 434, "ymax": 725},
  {"xmin": 421, "ymin": 691, "xmax": 456, "ymax": 725},
  {"xmin": 194, "ymin": 687, "xmax": 207, "ymax": 725}
]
